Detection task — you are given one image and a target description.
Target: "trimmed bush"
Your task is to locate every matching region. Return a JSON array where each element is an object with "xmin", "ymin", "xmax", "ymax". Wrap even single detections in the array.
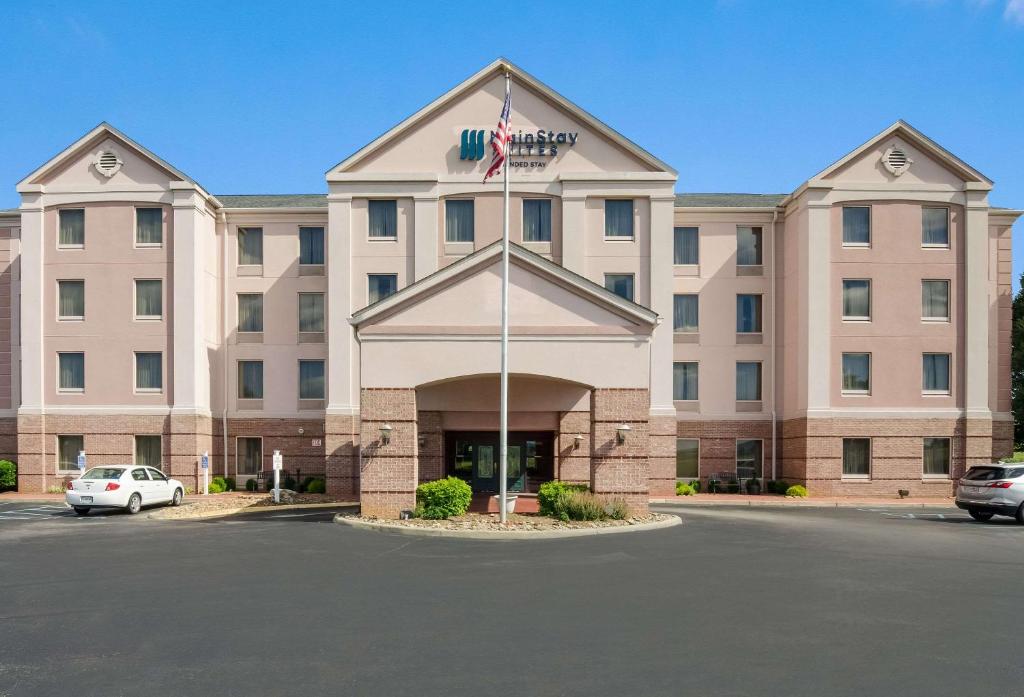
[
  {"xmin": 306, "ymin": 478, "xmax": 326, "ymax": 494},
  {"xmin": 415, "ymin": 477, "xmax": 472, "ymax": 520},
  {"xmin": 785, "ymin": 484, "xmax": 809, "ymax": 498},
  {"xmin": 554, "ymin": 490, "xmax": 605, "ymax": 521},
  {"xmin": 0, "ymin": 460, "xmax": 16, "ymax": 491},
  {"xmin": 675, "ymin": 481, "xmax": 695, "ymax": 496},
  {"xmin": 208, "ymin": 477, "xmax": 227, "ymax": 494},
  {"xmin": 225, "ymin": 477, "xmax": 236, "ymax": 492},
  {"xmin": 245, "ymin": 479, "xmax": 258, "ymax": 492},
  {"xmin": 298, "ymin": 476, "xmax": 316, "ymax": 493},
  {"xmin": 538, "ymin": 481, "xmax": 589, "ymax": 516}
]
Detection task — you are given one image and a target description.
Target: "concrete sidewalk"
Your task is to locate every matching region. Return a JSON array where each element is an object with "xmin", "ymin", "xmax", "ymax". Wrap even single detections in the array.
[{"xmin": 652, "ymin": 493, "xmax": 955, "ymax": 508}]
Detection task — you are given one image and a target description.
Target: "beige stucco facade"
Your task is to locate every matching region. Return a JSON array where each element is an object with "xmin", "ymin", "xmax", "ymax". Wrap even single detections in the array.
[{"xmin": 0, "ymin": 59, "xmax": 1019, "ymax": 513}]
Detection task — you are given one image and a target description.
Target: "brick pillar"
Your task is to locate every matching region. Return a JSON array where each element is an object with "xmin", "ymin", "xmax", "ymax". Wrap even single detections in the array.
[
  {"xmin": 590, "ymin": 389, "xmax": 649, "ymax": 516},
  {"xmin": 168, "ymin": 414, "xmax": 213, "ymax": 492},
  {"xmin": 416, "ymin": 410, "xmax": 443, "ymax": 483},
  {"xmin": 557, "ymin": 409, "xmax": 591, "ymax": 485},
  {"xmin": 359, "ymin": 388, "xmax": 417, "ymax": 518},
  {"xmin": 16, "ymin": 414, "xmax": 46, "ymax": 493},
  {"xmin": 647, "ymin": 415, "xmax": 676, "ymax": 497},
  {"xmin": 325, "ymin": 413, "xmax": 359, "ymax": 499}
]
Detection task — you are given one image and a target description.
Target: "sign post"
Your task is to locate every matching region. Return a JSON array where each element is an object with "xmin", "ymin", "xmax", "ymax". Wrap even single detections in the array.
[
  {"xmin": 201, "ymin": 452, "xmax": 209, "ymax": 496},
  {"xmin": 272, "ymin": 450, "xmax": 283, "ymax": 504},
  {"xmin": 77, "ymin": 451, "xmax": 86, "ymax": 472}
]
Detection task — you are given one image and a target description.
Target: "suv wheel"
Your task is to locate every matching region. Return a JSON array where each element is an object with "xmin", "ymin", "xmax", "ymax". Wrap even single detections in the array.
[{"xmin": 1016, "ymin": 503, "xmax": 1024, "ymax": 525}]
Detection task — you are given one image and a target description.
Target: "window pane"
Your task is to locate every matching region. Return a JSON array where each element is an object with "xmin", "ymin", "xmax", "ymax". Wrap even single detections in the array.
[
  {"xmin": 136, "ymin": 208, "xmax": 163, "ymax": 245},
  {"xmin": 923, "ymin": 437, "xmax": 950, "ymax": 476},
  {"xmin": 445, "ymin": 200, "xmax": 474, "ymax": 242},
  {"xmin": 736, "ymin": 362, "xmax": 762, "ymax": 400},
  {"xmin": 843, "ymin": 438, "xmax": 870, "ymax": 476},
  {"xmin": 58, "ymin": 280, "xmax": 85, "ymax": 318},
  {"xmin": 238, "ymin": 361, "xmax": 263, "ymax": 399},
  {"xmin": 522, "ymin": 199, "xmax": 551, "ymax": 242},
  {"xmin": 923, "ymin": 208, "xmax": 949, "ymax": 246},
  {"xmin": 368, "ymin": 274, "xmax": 398, "ymax": 304},
  {"xmin": 238, "ymin": 227, "xmax": 263, "ymax": 265},
  {"xmin": 676, "ymin": 439, "xmax": 699, "ymax": 478},
  {"xmin": 299, "ymin": 360, "xmax": 325, "ymax": 400},
  {"xmin": 58, "ymin": 435, "xmax": 84, "ymax": 470},
  {"xmin": 238, "ymin": 438, "xmax": 262, "ymax": 475},
  {"xmin": 59, "ymin": 209, "xmax": 84, "ymax": 246},
  {"xmin": 843, "ymin": 207, "xmax": 870, "ymax": 245},
  {"xmin": 299, "ymin": 226, "xmax": 325, "ymax": 264},
  {"xmin": 605, "ymin": 200, "xmax": 634, "ymax": 237},
  {"xmin": 923, "ymin": 353, "xmax": 950, "ymax": 392},
  {"xmin": 238, "ymin": 294, "xmax": 263, "ymax": 332},
  {"xmin": 736, "ymin": 295, "xmax": 763, "ymax": 333},
  {"xmin": 59, "ymin": 353, "xmax": 84, "ymax": 390},
  {"xmin": 673, "ymin": 294, "xmax": 698, "ymax": 332},
  {"xmin": 737, "ymin": 226, "xmax": 763, "ymax": 265},
  {"xmin": 674, "ymin": 227, "xmax": 698, "ymax": 265},
  {"xmin": 673, "ymin": 362, "xmax": 698, "ymax": 401},
  {"xmin": 842, "ymin": 280, "xmax": 870, "ymax": 319},
  {"xmin": 135, "ymin": 436, "xmax": 162, "ymax": 469},
  {"xmin": 842, "ymin": 353, "xmax": 870, "ymax": 392},
  {"xmin": 922, "ymin": 280, "xmax": 949, "ymax": 319},
  {"xmin": 135, "ymin": 280, "xmax": 162, "ymax": 318},
  {"xmin": 736, "ymin": 439, "xmax": 763, "ymax": 478},
  {"xmin": 368, "ymin": 200, "xmax": 398, "ymax": 239},
  {"xmin": 605, "ymin": 274, "xmax": 634, "ymax": 301},
  {"xmin": 135, "ymin": 352, "xmax": 162, "ymax": 391},
  {"xmin": 298, "ymin": 293, "xmax": 324, "ymax": 332}
]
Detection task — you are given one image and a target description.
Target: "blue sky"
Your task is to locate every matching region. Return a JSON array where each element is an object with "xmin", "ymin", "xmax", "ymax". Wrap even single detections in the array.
[{"xmin": 1, "ymin": 0, "xmax": 1021, "ymax": 278}]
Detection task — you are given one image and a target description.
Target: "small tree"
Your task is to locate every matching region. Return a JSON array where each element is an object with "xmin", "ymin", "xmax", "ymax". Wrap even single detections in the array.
[{"xmin": 1013, "ymin": 273, "xmax": 1024, "ymax": 448}]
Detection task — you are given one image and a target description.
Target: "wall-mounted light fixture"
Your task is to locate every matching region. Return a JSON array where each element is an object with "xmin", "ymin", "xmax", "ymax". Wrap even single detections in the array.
[
  {"xmin": 379, "ymin": 424, "xmax": 393, "ymax": 445},
  {"xmin": 418, "ymin": 435, "xmax": 426, "ymax": 448},
  {"xmin": 573, "ymin": 434, "xmax": 584, "ymax": 450},
  {"xmin": 298, "ymin": 427, "xmax": 305, "ymax": 436},
  {"xmin": 616, "ymin": 424, "xmax": 631, "ymax": 444}
]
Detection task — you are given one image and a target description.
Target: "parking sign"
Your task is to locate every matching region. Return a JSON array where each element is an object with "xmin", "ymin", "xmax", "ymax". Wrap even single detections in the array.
[
  {"xmin": 201, "ymin": 453, "xmax": 209, "ymax": 470},
  {"xmin": 77, "ymin": 451, "xmax": 86, "ymax": 470},
  {"xmin": 272, "ymin": 450, "xmax": 283, "ymax": 471}
]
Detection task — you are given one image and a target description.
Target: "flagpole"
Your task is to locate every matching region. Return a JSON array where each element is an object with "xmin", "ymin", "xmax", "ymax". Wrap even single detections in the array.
[{"xmin": 499, "ymin": 71, "xmax": 510, "ymax": 524}]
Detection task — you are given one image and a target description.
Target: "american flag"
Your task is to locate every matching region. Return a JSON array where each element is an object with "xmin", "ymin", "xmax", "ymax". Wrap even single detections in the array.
[{"xmin": 483, "ymin": 83, "xmax": 511, "ymax": 182}]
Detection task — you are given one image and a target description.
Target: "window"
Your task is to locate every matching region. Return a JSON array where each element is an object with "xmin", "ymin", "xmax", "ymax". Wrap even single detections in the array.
[
  {"xmin": 147, "ymin": 467, "xmax": 167, "ymax": 481},
  {"xmin": 674, "ymin": 227, "xmax": 698, "ymax": 265},
  {"xmin": 298, "ymin": 293, "xmax": 325, "ymax": 333},
  {"xmin": 736, "ymin": 294, "xmax": 763, "ymax": 333},
  {"xmin": 58, "ymin": 280, "xmax": 85, "ymax": 319},
  {"xmin": 58, "ymin": 209, "xmax": 85, "ymax": 247},
  {"xmin": 737, "ymin": 226, "xmax": 763, "ymax": 266},
  {"xmin": 58, "ymin": 352, "xmax": 84, "ymax": 391},
  {"xmin": 673, "ymin": 294, "xmax": 698, "ymax": 332},
  {"xmin": 299, "ymin": 226, "xmax": 325, "ymax": 265},
  {"xmin": 445, "ymin": 200, "xmax": 474, "ymax": 242},
  {"xmin": 676, "ymin": 439, "xmax": 699, "ymax": 479},
  {"xmin": 736, "ymin": 362, "xmax": 762, "ymax": 401},
  {"xmin": 135, "ymin": 208, "xmax": 162, "ymax": 246},
  {"xmin": 922, "ymin": 207, "xmax": 949, "ymax": 247},
  {"xmin": 238, "ymin": 360, "xmax": 263, "ymax": 399},
  {"xmin": 135, "ymin": 280, "xmax": 162, "ymax": 319},
  {"xmin": 923, "ymin": 353, "xmax": 951, "ymax": 394},
  {"xmin": 842, "ymin": 207, "xmax": 870, "ymax": 246},
  {"xmin": 134, "ymin": 435, "xmax": 162, "ymax": 469},
  {"xmin": 368, "ymin": 200, "xmax": 398, "ymax": 239},
  {"xmin": 522, "ymin": 199, "xmax": 552, "ymax": 242},
  {"xmin": 368, "ymin": 274, "xmax": 398, "ymax": 304},
  {"xmin": 923, "ymin": 437, "xmax": 951, "ymax": 477},
  {"xmin": 922, "ymin": 280, "xmax": 950, "ymax": 321},
  {"xmin": 299, "ymin": 360, "xmax": 325, "ymax": 400},
  {"xmin": 842, "ymin": 279, "xmax": 871, "ymax": 320},
  {"xmin": 736, "ymin": 439, "xmax": 763, "ymax": 479},
  {"xmin": 238, "ymin": 294, "xmax": 263, "ymax": 332},
  {"xmin": 131, "ymin": 468, "xmax": 149, "ymax": 481},
  {"xmin": 605, "ymin": 200, "xmax": 634, "ymax": 238},
  {"xmin": 843, "ymin": 438, "xmax": 871, "ymax": 477},
  {"xmin": 842, "ymin": 353, "xmax": 871, "ymax": 394},
  {"xmin": 237, "ymin": 437, "xmax": 262, "ymax": 475},
  {"xmin": 673, "ymin": 362, "xmax": 698, "ymax": 401},
  {"xmin": 58, "ymin": 435, "xmax": 84, "ymax": 471},
  {"xmin": 604, "ymin": 274, "xmax": 634, "ymax": 302},
  {"xmin": 237, "ymin": 227, "xmax": 263, "ymax": 265},
  {"xmin": 135, "ymin": 352, "xmax": 162, "ymax": 392}
]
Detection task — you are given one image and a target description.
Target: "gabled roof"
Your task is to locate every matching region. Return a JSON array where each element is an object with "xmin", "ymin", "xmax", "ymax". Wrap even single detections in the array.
[
  {"xmin": 329, "ymin": 57, "xmax": 676, "ymax": 177},
  {"xmin": 217, "ymin": 194, "xmax": 327, "ymax": 209},
  {"xmin": 811, "ymin": 120, "xmax": 992, "ymax": 185},
  {"xmin": 675, "ymin": 193, "xmax": 786, "ymax": 208},
  {"xmin": 351, "ymin": 240, "xmax": 660, "ymax": 328},
  {"xmin": 17, "ymin": 122, "xmax": 214, "ymax": 199}
]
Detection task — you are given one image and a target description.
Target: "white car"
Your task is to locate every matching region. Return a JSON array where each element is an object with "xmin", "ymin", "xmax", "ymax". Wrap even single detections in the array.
[{"xmin": 65, "ymin": 465, "xmax": 184, "ymax": 515}]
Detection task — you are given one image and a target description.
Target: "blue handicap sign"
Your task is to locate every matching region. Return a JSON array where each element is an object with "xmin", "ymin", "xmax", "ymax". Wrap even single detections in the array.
[
  {"xmin": 201, "ymin": 454, "xmax": 209, "ymax": 470},
  {"xmin": 76, "ymin": 452, "xmax": 86, "ymax": 470}
]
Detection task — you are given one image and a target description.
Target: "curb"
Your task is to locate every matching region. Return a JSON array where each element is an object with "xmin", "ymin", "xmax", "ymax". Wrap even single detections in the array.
[
  {"xmin": 333, "ymin": 513, "xmax": 681, "ymax": 540},
  {"xmin": 650, "ymin": 499, "xmax": 956, "ymax": 509},
  {"xmin": 147, "ymin": 501, "xmax": 358, "ymax": 521}
]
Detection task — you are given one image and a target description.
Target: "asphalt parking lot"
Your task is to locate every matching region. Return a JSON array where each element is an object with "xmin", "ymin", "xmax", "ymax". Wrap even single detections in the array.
[{"xmin": 1, "ymin": 502, "xmax": 1022, "ymax": 697}]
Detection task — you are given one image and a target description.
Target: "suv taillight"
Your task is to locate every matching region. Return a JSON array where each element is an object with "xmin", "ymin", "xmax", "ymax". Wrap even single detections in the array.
[
  {"xmin": 105, "ymin": 482, "xmax": 120, "ymax": 491},
  {"xmin": 987, "ymin": 481, "xmax": 1014, "ymax": 489}
]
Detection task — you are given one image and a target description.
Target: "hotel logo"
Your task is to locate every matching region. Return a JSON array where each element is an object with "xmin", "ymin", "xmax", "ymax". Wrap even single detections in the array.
[{"xmin": 460, "ymin": 129, "xmax": 486, "ymax": 160}]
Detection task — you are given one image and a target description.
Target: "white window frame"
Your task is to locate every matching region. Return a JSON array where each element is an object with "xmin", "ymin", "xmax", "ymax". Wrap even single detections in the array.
[
  {"xmin": 604, "ymin": 273, "xmax": 635, "ymax": 302},
  {"xmin": 673, "ymin": 293, "xmax": 699, "ymax": 333},
  {"xmin": 736, "ymin": 293, "xmax": 763, "ymax": 335},
  {"xmin": 298, "ymin": 359, "xmax": 326, "ymax": 400},
  {"xmin": 56, "ymin": 434, "xmax": 85, "ymax": 474},
  {"xmin": 922, "ymin": 352, "xmax": 952, "ymax": 396},
  {"xmin": 841, "ymin": 279, "xmax": 871, "ymax": 322},
  {"xmin": 841, "ymin": 206, "xmax": 871, "ymax": 248},
  {"xmin": 367, "ymin": 200, "xmax": 398, "ymax": 241},
  {"xmin": 235, "ymin": 435, "xmax": 264, "ymax": 477},
  {"xmin": 736, "ymin": 226, "xmax": 763, "ymax": 267},
  {"xmin": 367, "ymin": 273, "xmax": 399, "ymax": 306},
  {"xmin": 673, "ymin": 361, "xmax": 699, "ymax": 402},
  {"xmin": 297, "ymin": 292, "xmax": 325, "ymax": 334},
  {"xmin": 603, "ymin": 199, "xmax": 635, "ymax": 241},
  {"xmin": 841, "ymin": 352, "xmax": 871, "ymax": 396},
  {"xmin": 237, "ymin": 360, "xmax": 264, "ymax": 400},
  {"xmin": 134, "ymin": 434, "xmax": 163, "ymax": 469},
  {"xmin": 735, "ymin": 438, "xmax": 764, "ymax": 479},
  {"xmin": 922, "ymin": 206, "xmax": 951, "ymax": 249},
  {"xmin": 675, "ymin": 438, "xmax": 700, "ymax": 481},
  {"xmin": 133, "ymin": 206, "xmax": 164, "ymax": 248},
  {"xmin": 56, "ymin": 351, "xmax": 85, "ymax": 393},
  {"xmin": 236, "ymin": 227, "xmax": 264, "ymax": 267},
  {"xmin": 921, "ymin": 279, "xmax": 951, "ymax": 322},
  {"xmin": 735, "ymin": 361, "xmax": 763, "ymax": 402},
  {"xmin": 298, "ymin": 225, "xmax": 327, "ymax": 264},
  {"xmin": 673, "ymin": 226, "xmax": 700, "ymax": 266},
  {"xmin": 841, "ymin": 437, "xmax": 872, "ymax": 480},
  {"xmin": 922, "ymin": 437, "xmax": 952, "ymax": 479},
  {"xmin": 134, "ymin": 279, "xmax": 163, "ymax": 321},
  {"xmin": 133, "ymin": 351, "xmax": 163, "ymax": 394},
  {"xmin": 56, "ymin": 279, "xmax": 85, "ymax": 321},
  {"xmin": 57, "ymin": 208, "xmax": 85, "ymax": 250}
]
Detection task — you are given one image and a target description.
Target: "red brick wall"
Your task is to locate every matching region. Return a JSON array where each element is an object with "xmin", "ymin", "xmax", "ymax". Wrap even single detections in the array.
[
  {"xmin": 325, "ymin": 414, "xmax": 358, "ymax": 498},
  {"xmin": 556, "ymin": 410, "xmax": 590, "ymax": 484},
  {"xmin": 359, "ymin": 389, "xmax": 417, "ymax": 518},
  {"xmin": 590, "ymin": 389, "xmax": 649, "ymax": 515},
  {"xmin": 676, "ymin": 420, "xmax": 775, "ymax": 482}
]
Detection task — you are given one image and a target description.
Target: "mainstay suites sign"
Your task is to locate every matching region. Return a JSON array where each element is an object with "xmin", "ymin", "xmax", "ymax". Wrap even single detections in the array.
[{"xmin": 460, "ymin": 127, "xmax": 579, "ymax": 167}]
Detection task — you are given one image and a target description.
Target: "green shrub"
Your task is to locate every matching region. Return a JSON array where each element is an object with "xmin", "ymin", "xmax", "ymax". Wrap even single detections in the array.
[
  {"xmin": 245, "ymin": 479, "xmax": 258, "ymax": 492},
  {"xmin": 785, "ymin": 484, "xmax": 808, "ymax": 498},
  {"xmin": 538, "ymin": 481, "xmax": 589, "ymax": 516},
  {"xmin": 415, "ymin": 477, "xmax": 472, "ymax": 519},
  {"xmin": 224, "ymin": 477, "xmax": 236, "ymax": 492},
  {"xmin": 208, "ymin": 477, "xmax": 227, "ymax": 494},
  {"xmin": 675, "ymin": 481, "xmax": 695, "ymax": 496},
  {"xmin": 690, "ymin": 479, "xmax": 701, "ymax": 493},
  {"xmin": 0, "ymin": 460, "xmax": 16, "ymax": 491},
  {"xmin": 605, "ymin": 498, "xmax": 629, "ymax": 520},
  {"xmin": 766, "ymin": 480, "xmax": 788, "ymax": 495},
  {"xmin": 298, "ymin": 476, "xmax": 316, "ymax": 493},
  {"xmin": 306, "ymin": 478, "xmax": 326, "ymax": 494},
  {"xmin": 283, "ymin": 476, "xmax": 297, "ymax": 491},
  {"xmin": 554, "ymin": 490, "xmax": 605, "ymax": 521}
]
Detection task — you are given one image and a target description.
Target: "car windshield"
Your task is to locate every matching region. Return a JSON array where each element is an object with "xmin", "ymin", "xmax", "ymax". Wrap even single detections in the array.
[
  {"xmin": 963, "ymin": 466, "xmax": 1009, "ymax": 481},
  {"xmin": 81, "ymin": 467, "xmax": 125, "ymax": 480}
]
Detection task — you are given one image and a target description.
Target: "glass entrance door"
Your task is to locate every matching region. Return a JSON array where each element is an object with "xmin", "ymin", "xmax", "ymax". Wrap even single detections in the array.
[{"xmin": 446, "ymin": 432, "xmax": 545, "ymax": 493}]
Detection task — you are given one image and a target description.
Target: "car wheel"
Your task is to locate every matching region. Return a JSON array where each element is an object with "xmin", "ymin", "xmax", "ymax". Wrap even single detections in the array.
[
  {"xmin": 73, "ymin": 506, "xmax": 90, "ymax": 516},
  {"xmin": 171, "ymin": 488, "xmax": 183, "ymax": 507},
  {"xmin": 1016, "ymin": 503, "xmax": 1024, "ymax": 525},
  {"xmin": 968, "ymin": 509, "xmax": 994, "ymax": 522},
  {"xmin": 126, "ymin": 493, "xmax": 142, "ymax": 515}
]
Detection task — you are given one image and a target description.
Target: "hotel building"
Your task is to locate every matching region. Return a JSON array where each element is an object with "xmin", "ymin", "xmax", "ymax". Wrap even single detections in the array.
[{"xmin": 1, "ymin": 59, "xmax": 1019, "ymax": 516}]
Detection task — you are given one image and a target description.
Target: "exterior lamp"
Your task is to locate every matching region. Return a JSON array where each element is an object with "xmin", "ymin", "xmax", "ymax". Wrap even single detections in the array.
[
  {"xmin": 573, "ymin": 434, "xmax": 584, "ymax": 449},
  {"xmin": 379, "ymin": 424, "xmax": 393, "ymax": 445},
  {"xmin": 616, "ymin": 424, "xmax": 631, "ymax": 444}
]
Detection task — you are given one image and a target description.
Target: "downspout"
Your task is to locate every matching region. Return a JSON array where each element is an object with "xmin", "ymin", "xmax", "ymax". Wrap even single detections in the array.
[
  {"xmin": 219, "ymin": 211, "xmax": 229, "ymax": 479},
  {"xmin": 770, "ymin": 207, "xmax": 779, "ymax": 482}
]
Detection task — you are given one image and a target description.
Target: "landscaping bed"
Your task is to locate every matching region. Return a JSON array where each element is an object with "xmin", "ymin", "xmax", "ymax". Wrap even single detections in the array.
[
  {"xmin": 148, "ymin": 492, "xmax": 353, "ymax": 520},
  {"xmin": 345, "ymin": 511, "xmax": 672, "ymax": 531}
]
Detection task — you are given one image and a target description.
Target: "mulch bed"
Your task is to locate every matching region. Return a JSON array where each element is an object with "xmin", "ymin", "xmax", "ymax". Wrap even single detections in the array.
[
  {"xmin": 350, "ymin": 511, "xmax": 672, "ymax": 531},
  {"xmin": 149, "ymin": 493, "xmax": 351, "ymax": 519}
]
